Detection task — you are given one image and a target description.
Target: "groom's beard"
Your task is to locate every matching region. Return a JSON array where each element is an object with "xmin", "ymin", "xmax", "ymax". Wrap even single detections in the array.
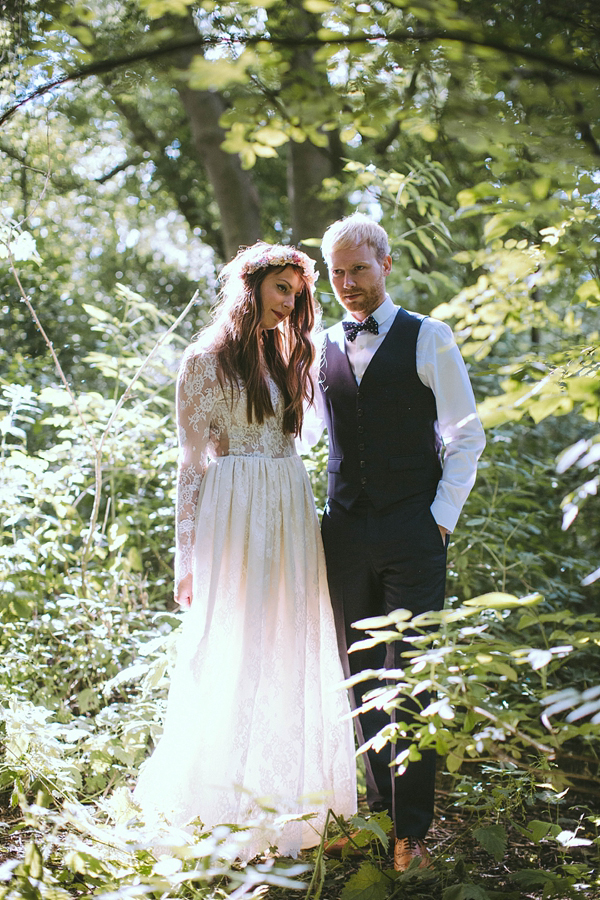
[{"xmin": 335, "ymin": 282, "xmax": 386, "ymax": 320}]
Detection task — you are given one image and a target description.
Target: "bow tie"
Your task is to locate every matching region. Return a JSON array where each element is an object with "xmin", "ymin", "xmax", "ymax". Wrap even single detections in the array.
[{"xmin": 342, "ymin": 315, "xmax": 379, "ymax": 343}]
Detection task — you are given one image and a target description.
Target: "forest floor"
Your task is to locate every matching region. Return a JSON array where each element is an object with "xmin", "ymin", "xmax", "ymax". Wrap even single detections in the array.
[
  {"xmin": 279, "ymin": 790, "xmax": 600, "ymax": 900},
  {"xmin": 0, "ymin": 779, "xmax": 597, "ymax": 900}
]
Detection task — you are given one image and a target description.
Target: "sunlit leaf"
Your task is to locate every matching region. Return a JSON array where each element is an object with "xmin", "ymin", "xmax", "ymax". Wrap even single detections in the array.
[{"xmin": 463, "ymin": 592, "xmax": 543, "ymax": 609}]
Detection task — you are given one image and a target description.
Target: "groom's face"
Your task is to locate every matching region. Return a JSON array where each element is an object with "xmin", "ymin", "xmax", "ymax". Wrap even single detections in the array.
[{"xmin": 328, "ymin": 242, "xmax": 392, "ymax": 322}]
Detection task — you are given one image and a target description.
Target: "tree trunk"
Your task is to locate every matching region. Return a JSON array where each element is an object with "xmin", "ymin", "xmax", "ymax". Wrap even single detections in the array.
[
  {"xmin": 177, "ymin": 84, "xmax": 262, "ymax": 260},
  {"xmin": 287, "ymin": 133, "xmax": 344, "ymax": 252},
  {"xmin": 280, "ymin": 5, "xmax": 345, "ymax": 256},
  {"xmin": 106, "ymin": 87, "xmax": 226, "ymax": 257}
]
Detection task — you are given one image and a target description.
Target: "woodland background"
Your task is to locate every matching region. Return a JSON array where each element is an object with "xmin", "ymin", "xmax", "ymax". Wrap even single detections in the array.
[{"xmin": 1, "ymin": 1, "xmax": 600, "ymax": 898}]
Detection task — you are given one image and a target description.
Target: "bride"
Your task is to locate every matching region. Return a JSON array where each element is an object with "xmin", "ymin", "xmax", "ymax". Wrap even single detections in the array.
[{"xmin": 134, "ymin": 242, "xmax": 357, "ymax": 858}]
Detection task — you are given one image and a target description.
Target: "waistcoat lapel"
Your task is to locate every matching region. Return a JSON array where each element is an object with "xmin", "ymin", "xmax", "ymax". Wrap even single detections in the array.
[{"xmin": 321, "ymin": 321, "xmax": 357, "ymax": 391}]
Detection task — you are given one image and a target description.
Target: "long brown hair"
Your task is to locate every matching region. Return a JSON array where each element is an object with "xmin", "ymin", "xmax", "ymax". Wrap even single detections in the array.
[{"xmin": 208, "ymin": 260, "xmax": 316, "ymax": 435}]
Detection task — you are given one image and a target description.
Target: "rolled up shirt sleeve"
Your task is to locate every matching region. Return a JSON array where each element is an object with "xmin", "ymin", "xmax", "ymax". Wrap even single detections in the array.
[{"xmin": 417, "ymin": 318, "xmax": 486, "ymax": 532}]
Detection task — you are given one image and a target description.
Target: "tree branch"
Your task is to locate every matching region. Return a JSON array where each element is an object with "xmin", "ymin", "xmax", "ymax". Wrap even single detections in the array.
[
  {"xmin": 573, "ymin": 100, "xmax": 600, "ymax": 157},
  {"xmin": 3, "ymin": 27, "xmax": 600, "ymax": 126},
  {"xmin": 373, "ymin": 65, "xmax": 421, "ymax": 155},
  {"xmin": 95, "ymin": 155, "xmax": 144, "ymax": 184}
]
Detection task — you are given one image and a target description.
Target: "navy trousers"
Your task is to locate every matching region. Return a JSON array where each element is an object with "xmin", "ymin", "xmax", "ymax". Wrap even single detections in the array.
[{"xmin": 321, "ymin": 493, "xmax": 447, "ymax": 840}]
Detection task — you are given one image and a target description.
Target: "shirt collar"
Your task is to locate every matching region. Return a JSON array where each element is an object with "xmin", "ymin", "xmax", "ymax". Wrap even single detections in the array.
[
  {"xmin": 344, "ymin": 293, "xmax": 397, "ymax": 325},
  {"xmin": 373, "ymin": 294, "xmax": 396, "ymax": 326}
]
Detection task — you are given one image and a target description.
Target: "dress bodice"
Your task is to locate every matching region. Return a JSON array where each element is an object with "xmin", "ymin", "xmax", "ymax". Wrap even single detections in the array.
[
  {"xmin": 175, "ymin": 346, "xmax": 296, "ymax": 590},
  {"xmin": 178, "ymin": 348, "xmax": 295, "ymax": 461}
]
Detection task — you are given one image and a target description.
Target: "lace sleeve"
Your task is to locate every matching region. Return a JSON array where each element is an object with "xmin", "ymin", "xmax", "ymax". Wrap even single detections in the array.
[{"xmin": 174, "ymin": 348, "xmax": 220, "ymax": 595}]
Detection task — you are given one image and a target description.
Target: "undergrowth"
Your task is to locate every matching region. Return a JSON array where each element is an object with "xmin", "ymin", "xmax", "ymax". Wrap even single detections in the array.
[{"xmin": 0, "ymin": 260, "xmax": 598, "ymax": 898}]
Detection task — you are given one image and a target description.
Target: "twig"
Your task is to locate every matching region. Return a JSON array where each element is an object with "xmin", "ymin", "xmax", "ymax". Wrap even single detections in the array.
[
  {"xmin": 8, "ymin": 252, "xmax": 98, "ymax": 452},
  {"xmin": 80, "ymin": 290, "xmax": 199, "ymax": 585},
  {"xmin": 472, "ymin": 705, "xmax": 555, "ymax": 756}
]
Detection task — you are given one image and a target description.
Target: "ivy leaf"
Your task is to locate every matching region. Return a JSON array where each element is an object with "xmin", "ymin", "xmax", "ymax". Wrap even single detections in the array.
[
  {"xmin": 340, "ymin": 862, "xmax": 388, "ymax": 900},
  {"xmin": 473, "ymin": 824, "xmax": 507, "ymax": 862}
]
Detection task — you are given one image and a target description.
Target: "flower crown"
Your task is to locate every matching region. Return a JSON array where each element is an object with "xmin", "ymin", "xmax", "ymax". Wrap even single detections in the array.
[{"xmin": 219, "ymin": 241, "xmax": 318, "ymax": 288}]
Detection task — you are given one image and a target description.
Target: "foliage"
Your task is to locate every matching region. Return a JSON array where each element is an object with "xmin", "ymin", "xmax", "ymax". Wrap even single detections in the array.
[{"xmin": 1, "ymin": 0, "xmax": 600, "ymax": 897}]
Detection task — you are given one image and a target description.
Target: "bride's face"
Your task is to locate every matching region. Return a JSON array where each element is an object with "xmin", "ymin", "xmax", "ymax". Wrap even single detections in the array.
[{"xmin": 259, "ymin": 266, "xmax": 304, "ymax": 330}]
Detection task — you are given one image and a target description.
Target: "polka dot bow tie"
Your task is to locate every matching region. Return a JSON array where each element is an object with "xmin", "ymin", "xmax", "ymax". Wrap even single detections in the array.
[{"xmin": 342, "ymin": 315, "xmax": 379, "ymax": 343}]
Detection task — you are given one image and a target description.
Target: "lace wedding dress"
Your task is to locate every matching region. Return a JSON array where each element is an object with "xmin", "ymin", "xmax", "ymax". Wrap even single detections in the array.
[{"xmin": 134, "ymin": 346, "xmax": 357, "ymax": 858}]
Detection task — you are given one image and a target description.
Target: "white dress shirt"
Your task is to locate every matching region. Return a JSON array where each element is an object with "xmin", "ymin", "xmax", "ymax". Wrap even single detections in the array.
[{"xmin": 299, "ymin": 295, "xmax": 486, "ymax": 532}]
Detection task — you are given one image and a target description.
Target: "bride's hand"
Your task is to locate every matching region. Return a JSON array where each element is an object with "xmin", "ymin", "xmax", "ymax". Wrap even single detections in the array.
[{"xmin": 175, "ymin": 573, "xmax": 193, "ymax": 609}]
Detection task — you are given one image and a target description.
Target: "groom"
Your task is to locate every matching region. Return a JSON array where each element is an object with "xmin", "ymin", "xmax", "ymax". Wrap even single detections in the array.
[{"xmin": 309, "ymin": 213, "xmax": 485, "ymax": 870}]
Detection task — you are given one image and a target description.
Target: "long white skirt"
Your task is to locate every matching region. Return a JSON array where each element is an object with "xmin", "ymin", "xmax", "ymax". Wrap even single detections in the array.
[{"xmin": 134, "ymin": 455, "xmax": 357, "ymax": 859}]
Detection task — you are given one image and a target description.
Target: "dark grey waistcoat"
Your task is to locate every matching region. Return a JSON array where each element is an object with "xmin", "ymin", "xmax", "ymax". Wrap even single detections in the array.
[{"xmin": 319, "ymin": 307, "xmax": 443, "ymax": 510}]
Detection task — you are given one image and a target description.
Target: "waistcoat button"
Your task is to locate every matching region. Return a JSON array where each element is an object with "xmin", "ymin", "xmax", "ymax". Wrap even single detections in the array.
[
  {"xmin": 357, "ymin": 409, "xmax": 364, "ymax": 417},
  {"xmin": 360, "ymin": 460, "xmax": 366, "ymax": 468},
  {"xmin": 358, "ymin": 425, "xmax": 364, "ymax": 433},
  {"xmin": 361, "ymin": 476, "xmax": 367, "ymax": 485},
  {"xmin": 358, "ymin": 443, "xmax": 365, "ymax": 451}
]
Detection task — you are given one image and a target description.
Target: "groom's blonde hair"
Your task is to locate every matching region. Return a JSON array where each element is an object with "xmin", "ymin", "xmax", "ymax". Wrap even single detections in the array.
[{"xmin": 321, "ymin": 213, "xmax": 390, "ymax": 266}]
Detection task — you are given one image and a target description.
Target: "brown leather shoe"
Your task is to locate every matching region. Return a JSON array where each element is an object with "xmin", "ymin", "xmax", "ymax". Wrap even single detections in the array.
[{"xmin": 393, "ymin": 837, "xmax": 431, "ymax": 872}]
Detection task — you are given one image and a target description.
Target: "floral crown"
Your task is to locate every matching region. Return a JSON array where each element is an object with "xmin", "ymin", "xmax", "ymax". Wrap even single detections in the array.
[{"xmin": 219, "ymin": 241, "xmax": 318, "ymax": 288}]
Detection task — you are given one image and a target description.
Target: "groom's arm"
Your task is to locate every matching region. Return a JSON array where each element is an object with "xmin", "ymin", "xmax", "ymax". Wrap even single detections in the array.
[{"xmin": 417, "ymin": 318, "xmax": 486, "ymax": 533}]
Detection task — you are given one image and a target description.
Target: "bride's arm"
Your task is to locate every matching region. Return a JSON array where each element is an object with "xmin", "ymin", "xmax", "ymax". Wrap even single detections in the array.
[{"xmin": 174, "ymin": 349, "xmax": 219, "ymax": 609}]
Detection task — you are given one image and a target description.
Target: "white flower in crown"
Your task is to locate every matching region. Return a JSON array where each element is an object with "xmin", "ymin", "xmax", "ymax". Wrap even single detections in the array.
[{"xmin": 222, "ymin": 241, "xmax": 318, "ymax": 287}]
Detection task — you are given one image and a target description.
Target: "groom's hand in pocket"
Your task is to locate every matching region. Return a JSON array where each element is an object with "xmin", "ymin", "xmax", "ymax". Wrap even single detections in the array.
[{"xmin": 175, "ymin": 573, "xmax": 193, "ymax": 609}]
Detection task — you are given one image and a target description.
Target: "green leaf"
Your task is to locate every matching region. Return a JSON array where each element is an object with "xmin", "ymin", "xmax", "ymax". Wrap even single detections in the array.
[
  {"xmin": 254, "ymin": 126, "xmax": 289, "ymax": 148},
  {"xmin": 39, "ymin": 387, "xmax": 72, "ymax": 407},
  {"xmin": 577, "ymin": 174, "xmax": 596, "ymax": 194},
  {"xmin": 473, "ymin": 824, "xmax": 507, "ymax": 862},
  {"xmin": 417, "ymin": 230, "xmax": 437, "ymax": 255},
  {"xmin": 522, "ymin": 819, "xmax": 553, "ymax": 843},
  {"xmin": 443, "ymin": 887, "xmax": 489, "ymax": 900},
  {"xmin": 253, "ymin": 144, "xmax": 278, "ymax": 158},
  {"xmin": 64, "ymin": 851, "xmax": 110, "ymax": 877},
  {"xmin": 483, "ymin": 213, "xmax": 514, "ymax": 242},
  {"xmin": 139, "ymin": 0, "xmax": 197, "ymax": 17},
  {"xmin": 446, "ymin": 750, "xmax": 464, "ymax": 773},
  {"xmin": 397, "ymin": 238, "xmax": 426, "ymax": 268},
  {"xmin": 464, "ymin": 592, "xmax": 543, "ymax": 609},
  {"xmin": 77, "ymin": 687, "xmax": 99, "ymax": 713},
  {"xmin": 67, "ymin": 25, "xmax": 95, "ymax": 46},
  {"xmin": 82, "ymin": 303, "xmax": 113, "ymax": 322},
  {"xmin": 443, "ymin": 887, "xmax": 467, "ymax": 900},
  {"xmin": 350, "ymin": 813, "xmax": 391, "ymax": 849},
  {"xmin": 303, "ymin": 0, "xmax": 333, "ymax": 10},
  {"xmin": 23, "ymin": 841, "xmax": 43, "ymax": 880},
  {"xmin": 340, "ymin": 862, "xmax": 388, "ymax": 900},
  {"xmin": 127, "ymin": 547, "xmax": 143, "ymax": 572},
  {"xmin": 510, "ymin": 869, "xmax": 558, "ymax": 887}
]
